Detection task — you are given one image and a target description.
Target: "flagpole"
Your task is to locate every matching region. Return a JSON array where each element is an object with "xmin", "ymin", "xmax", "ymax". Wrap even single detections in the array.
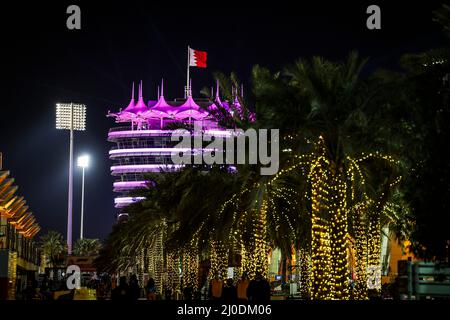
[{"xmin": 186, "ymin": 46, "xmax": 190, "ymax": 97}]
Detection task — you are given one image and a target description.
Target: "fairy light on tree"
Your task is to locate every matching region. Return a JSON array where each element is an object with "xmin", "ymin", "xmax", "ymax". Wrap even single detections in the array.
[
  {"xmin": 309, "ymin": 152, "xmax": 334, "ymax": 300},
  {"xmin": 299, "ymin": 248, "xmax": 312, "ymax": 299},
  {"xmin": 254, "ymin": 200, "xmax": 269, "ymax": 278},
  {"xmin": 329, "ymin": 172, "xmax": 350, "ymax": 299},
  {"xmin": 148, "ymin": 240, "xmax": 155, "ymax": 282},
  {"xmin": 208, "ymin": 240, "xmax": 228, "ymax": 280},
  {"xmin": 182, "ymin": 235, "xmax": 200, "ymax": 293},
  {"xmin": 166, "ymin": 250, "xmax": 180, "ymax": 293},
  {"xmin": 155, "ymin": 227, "xmax": 165, "ymax": 294},
  {"xmin": 352, "ymin": 202, "xmax": 370, "ymax": 299}
]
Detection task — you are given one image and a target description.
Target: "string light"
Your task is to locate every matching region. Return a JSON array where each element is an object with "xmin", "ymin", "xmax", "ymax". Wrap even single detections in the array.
[
  {"xmin": 166, "ymin": 250, "xmax": 180, "ymax": 293},
  {"xmin": 299, "ymin": 248, "xmax": 312, "ymax": 298},
  {"xmin": 182, "ymin": 237, "xmax": 200, "ymax": 292},
  {"xmin": 125, "ymin": 133, "xmax": 403, "ymax": 300},
  {"xmin": 309, "ymin": 151, "xmax": 334, "ymax": 300},
  {"xmin": 351, "ymin": 201, "xmax": 370, "ymax": 299},
  {"xmin": 208, "ymin": 240, "xmax": 228, "ymax": 281}
]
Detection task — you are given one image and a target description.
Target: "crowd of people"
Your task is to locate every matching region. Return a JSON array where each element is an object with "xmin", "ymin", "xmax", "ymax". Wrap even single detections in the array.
[
  {"xmin": 183, "ymin": 272, "xmax": 272, "ymax": 302},
  {"xmin": 18, "ymin": 273, "xmax": 109, "ymax": 300},
  {"xmin": 18, "ymin": 271, "xmax": 272, "ymax": 301},
  {"xmin": 20, "ymin": 275, "xmax": 73, "ymax": 300}
]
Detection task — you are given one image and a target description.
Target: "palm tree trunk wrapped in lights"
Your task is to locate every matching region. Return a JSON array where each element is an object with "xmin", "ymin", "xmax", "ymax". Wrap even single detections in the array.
[
  {"xmin": 368, "ymin": 210, "xmax": 381, "ymax": 267},
  {"xmin": 329, "ymin": 170, "xmax": 350, "ymax": 300},
  {"xmin": 154, "ymin": 227, "xmax": 165, "ymax": 294},
  {"xmin": 352, "ymin": 203, "xmax": 369, "ymax": 299},
  {"xmin": 147, "ymin": 241, "xmax": 155, "ymax": 282},
  {"xmin": 208, "ymin": 240, "xmax": 228, "ymax": 280},
  {"xmin": 138, "ymin": 247, "xmax": 145, "ymax": 287},
  {"xmin": 310, "ymin": 214, "xmax": 333, "ymax": 299},
  {"xmin": 309, "ymin": 154, "xmax": 334, "ymax": 299},
  {"xmin": 246, "ymin": 203, "xmax": 270, "ymax": 279},
  {"xmin": 258, "ymin": 202, "xmax": 270, "ymax": 278},
  {"xmin": 143, "ymin": 223, "xmax": 166, "ymax": 294},
  {"xmin": 367, "ymin": 208, "xmax": 382, "ymax": 292},
  {"xmin": 238, "ymin": 242, "xmax": 250, "ymax": 279},
  {"xmin": 298, "ymin": 248, "xmax": 312, "ymax": 298},
  {"xmin": 166, "ymin": 251, "xmax": 180, "ymax": 294},
  {"xmin": 182, "ymin": 239, "xmax": 200, "ymax": 292}
]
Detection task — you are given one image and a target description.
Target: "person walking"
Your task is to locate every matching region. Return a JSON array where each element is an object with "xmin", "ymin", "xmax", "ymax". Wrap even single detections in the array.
[
  {"xmin": 237, "ymin": 273, "xmax": 250, "ymax": 302},
  {"xmin": 96, "ymin": 280, "xmax": 108, "ymax": 300},
  {"xmin": 247, "ymin": 272, "xmax": 271, "ymax": 302},
  {"xmin": 145, "ymin": 278, "xmax": 157, "ymax": 300},
  {"xmin": 183, "ymin": 285, "xmax": 193, "ymax": 300},
  {"xmin": 111, "ymin": 276, "xmax": 130, "ymax": 301},
  {"xmin": 164, "ymin": 286, "xmax": 173, "ymax": 300},
  {"xmin": 129, "ymin": 274, "xmax": 141, "ymax": 300},
  {"xmin": 209, "ymin": 275, "xmax": 223, "ymax": 301},
  {"xmin": 221, "ymin": 278, "xmax": 237, "ymax": 303}
]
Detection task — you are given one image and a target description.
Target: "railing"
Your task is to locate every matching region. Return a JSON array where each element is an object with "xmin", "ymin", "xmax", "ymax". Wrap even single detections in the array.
[
  {"xmin": 109, "ymin": 126, "xmax": 133, "ymax": 132},
  {"xmin": 413, "ymin": 262, "xmax": 450, "ymax": 298},
  {"xmin": 108, "ymin": 126, "xmax": 228, "ymax": 134},
  {"xmin": 109, "ymin": 140, "xmax": 176, "ymax": 150},
  {"xmin": 111, "ymin": 155, "xmax": 173, "ymax": 164},
  {"xmin": 113, "ymin": 174, "xmax": 147, "ymax": 182},
  {"xmin": 398, "ymin": 260, "xmax": 450, "ymax": 299}
]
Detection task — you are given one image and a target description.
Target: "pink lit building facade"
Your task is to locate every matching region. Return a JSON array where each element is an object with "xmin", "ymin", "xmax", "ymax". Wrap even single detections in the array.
[{"xmin": 107, "ymin": 81, "xmax": 236, "ymax": 220}]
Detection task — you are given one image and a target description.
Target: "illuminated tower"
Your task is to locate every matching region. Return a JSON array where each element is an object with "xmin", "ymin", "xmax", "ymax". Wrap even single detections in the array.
[
  {"xmin": 107, "ymin": 79, "xmax": 250, "ymax": 293},
  {"xmin": 107, "ymin": 80, "xmax": 230, "ymax": 221}
]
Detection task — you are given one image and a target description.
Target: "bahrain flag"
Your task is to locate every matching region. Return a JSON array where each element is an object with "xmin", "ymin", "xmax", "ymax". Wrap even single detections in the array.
[{"xmin": 189, "ymin": 48, "xmax": 207, "ymax": 68}]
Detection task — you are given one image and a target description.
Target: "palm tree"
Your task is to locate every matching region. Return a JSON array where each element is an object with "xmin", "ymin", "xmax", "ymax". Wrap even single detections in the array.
[
  {"xmin": 73, "ymin": 238, "xmax": 102, "ymax": 256},
  {"xmin": 94, "ymin": 223, "xmax": 131, "ymax": 273},
  {"xmin": 251, "ymin": 52, "xmax": 407, "ymax": 299},
  {"xmin": 39, "ymin": 230, "xmax": 66, "ymax": 279},
  {"xmin": 384, "ymin": 6, "xmax": 450, "ymax": 260}
]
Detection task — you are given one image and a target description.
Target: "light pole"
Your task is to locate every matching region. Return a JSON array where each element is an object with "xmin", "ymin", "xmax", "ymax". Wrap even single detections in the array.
[
  {"xmin": 77, "ymin": 155, "xmax": 89, "ymax": 239},
  {"xmin": 56, "ymin": 103, "xmax": 86, "ymax": 255}
]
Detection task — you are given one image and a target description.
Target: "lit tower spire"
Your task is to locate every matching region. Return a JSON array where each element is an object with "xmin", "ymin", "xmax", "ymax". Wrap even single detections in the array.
[
  {"xmin": 125, "ymin": 82, "xmax": 135, "ymax": 110},
  {"xmin": 215, "ymin": 79, "xmax": 222, "ymax": 105},
  {"xmin": 135, "ymin": 80, "xmax": 146, "ymax": 110}
]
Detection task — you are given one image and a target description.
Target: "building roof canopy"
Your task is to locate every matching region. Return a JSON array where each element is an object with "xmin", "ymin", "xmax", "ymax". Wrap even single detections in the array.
[{"xmin": 109, "ymin": 80, "xmax": 231, "ymax": 123}]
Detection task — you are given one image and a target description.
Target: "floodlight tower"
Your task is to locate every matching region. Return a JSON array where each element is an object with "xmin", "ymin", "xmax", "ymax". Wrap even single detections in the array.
[
  {"xmin": 77, "ymin": 155, "xmax": 89, "ymax": 239},
  {"xmin": 56, "ymin": 103, "xmax": 86, "ymax": 255}
]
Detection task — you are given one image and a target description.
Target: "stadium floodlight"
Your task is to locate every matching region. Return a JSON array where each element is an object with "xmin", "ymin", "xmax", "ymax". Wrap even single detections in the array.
[
  {"xmin": 77, "ymin": 154, "xmax": 89, "ymax": 168},
  {"xmin": 56, "ymin": 103, "xmax": 87, "ymax": 255},
  {"xmin": 56, "ymin": 103, "xmax": 86, "ymax": 130}
]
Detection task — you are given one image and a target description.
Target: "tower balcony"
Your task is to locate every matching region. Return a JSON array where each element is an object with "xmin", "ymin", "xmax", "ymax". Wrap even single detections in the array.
[
  {"xmin": 114, "ymin": 196, "xmax": 146, "ymax": 208},
  {"xmin": 110, "ymin": 164, "xmax": 184, "ymax": 175}
]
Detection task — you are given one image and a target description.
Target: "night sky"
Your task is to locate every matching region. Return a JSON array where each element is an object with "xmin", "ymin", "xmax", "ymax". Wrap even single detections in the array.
[{"xmin": 0, "ymin": 1, "xmax": 446, "ymax": 241}]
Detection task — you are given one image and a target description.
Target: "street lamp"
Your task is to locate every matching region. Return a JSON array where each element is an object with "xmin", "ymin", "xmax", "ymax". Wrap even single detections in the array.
[
  {"xmin": 56, "ymin": 103, "xmax": 86, "ymax": 255},
  {"xmin": 77, "ymin": 155, "xmax": 89, "ymax": 240}
]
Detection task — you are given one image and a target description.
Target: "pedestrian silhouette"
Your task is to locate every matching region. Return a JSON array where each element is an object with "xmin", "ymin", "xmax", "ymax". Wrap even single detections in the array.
[
  {"xmin": 221, "ymin": 278, "xmax": 237, "ymax": 302},
  {"xmin": 111, "ymin": 276, "xmax": 131, "ymax": 301},
  {"xmin": 247, "ymin": 272, "xmax": 271, "ymax": 302}
]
